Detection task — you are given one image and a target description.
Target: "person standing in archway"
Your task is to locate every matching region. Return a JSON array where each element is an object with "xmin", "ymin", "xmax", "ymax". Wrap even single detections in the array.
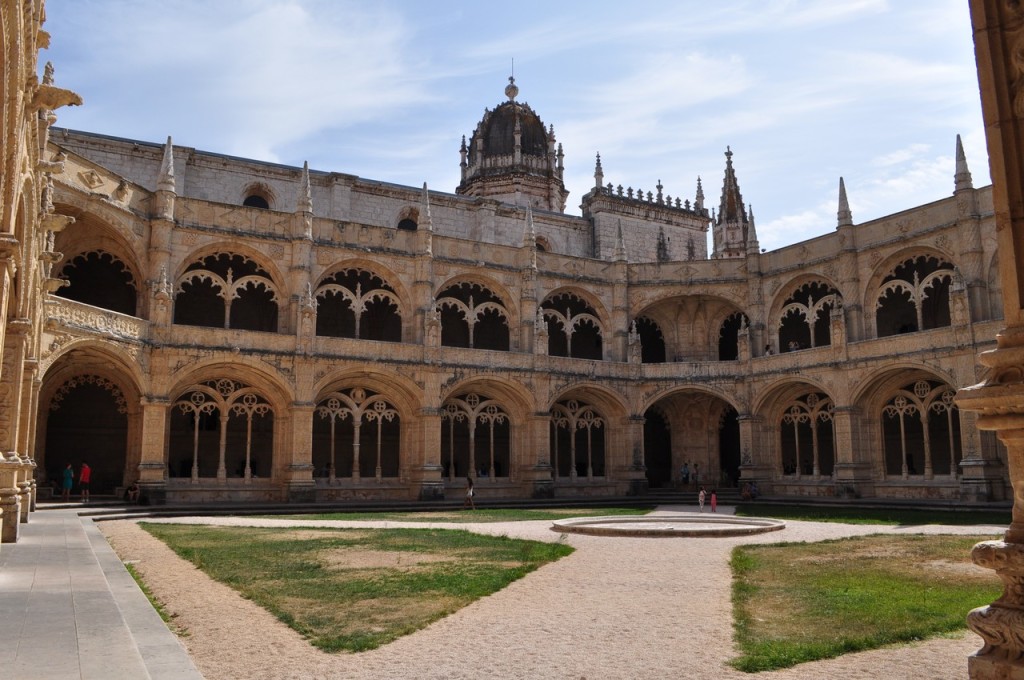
[
  {"xmin": 61, "ymin": 463, "xmax": 73, "ymax": 502},
  {"xmin": 79, "ymin": 462, "xmax": 91, "ymax": 503}
]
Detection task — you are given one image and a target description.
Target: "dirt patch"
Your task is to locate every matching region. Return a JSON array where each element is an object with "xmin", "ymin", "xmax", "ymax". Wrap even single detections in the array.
[{"xmin": 320, "ymin": 548, "xmax": 453, "ymax": 570}]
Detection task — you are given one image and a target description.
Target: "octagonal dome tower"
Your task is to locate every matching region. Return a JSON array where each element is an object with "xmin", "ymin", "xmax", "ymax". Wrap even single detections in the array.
[{"xmin": 457, "ymin": 77, "xmax": 569, "ymax": 212}]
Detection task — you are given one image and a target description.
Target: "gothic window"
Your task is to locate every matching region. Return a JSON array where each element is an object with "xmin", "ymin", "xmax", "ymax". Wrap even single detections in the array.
[
  {"xmin": 314, "ymin": 269, "xmax": 401, "ymax": 342},
  {"xmin": 882, "ymin": 380, "xmax": 961, "ymax": 478},
  {"xmin": 780, "ymin": 393, "xmax": 835, "ymax": 477},
  {"xmin": 778, "ymin": 281, "xmax": 840, "ymax": 351},
  {"xmin": 55, "ymin": 250, "xmax": 137, "ymax": 316},
  {"xmin": 173, "ymin": 253, "xmax": 279, "ymax": 332},
  {"xmin": 876, "ymin": 255, "xmax": 954, "ymax": 337},
  {"xmin": 541, "ymin": 293, "xmax": 603, "ymax": 360},
  {"xmin": 242, "ymin": 194, "xmax": 270, "ymax": 209},
  {"xmin": 241, "ymin": 183, "xmax": 273, "ymax": 209},
  {"xmin": 436, "ymin": 282, "xmax": 510, "ymax": 351},
  {"xmin": 440, "ymin": 393, "xmax": 510, "ymax": 480},
  {"xmin": 718, "ymin": 311, "xmax": 749, "ymax": 361},
  {"xmin": 635, "ymin": 317, "xmax": 666, "ymax": 363},
  {"xmin": 169, "ymin": 379, "xmax": 273, "ymax": 482},
  {"xmin": 550, "ymin": 399, "xmax": 606, "ymax": 480},
  {"xmin": 313, "ymin": 388, "xmax": 400, "ymax": 481}
]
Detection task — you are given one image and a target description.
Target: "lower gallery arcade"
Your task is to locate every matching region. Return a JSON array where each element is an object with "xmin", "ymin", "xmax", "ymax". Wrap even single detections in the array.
[{"xmin": 35, "ymin": 340, "xmax": 988, "ymax": 504}]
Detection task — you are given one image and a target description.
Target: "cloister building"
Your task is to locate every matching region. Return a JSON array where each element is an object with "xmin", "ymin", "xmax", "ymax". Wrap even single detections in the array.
[{"xmin": 17, "ymin": 73, "xmax": 1009, "ymax": 505}]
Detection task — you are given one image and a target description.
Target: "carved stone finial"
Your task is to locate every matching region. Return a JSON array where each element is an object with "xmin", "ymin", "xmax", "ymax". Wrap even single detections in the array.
[{"xmin": 505, "ymin": 75, "xmax": 519, "ymax": 101}]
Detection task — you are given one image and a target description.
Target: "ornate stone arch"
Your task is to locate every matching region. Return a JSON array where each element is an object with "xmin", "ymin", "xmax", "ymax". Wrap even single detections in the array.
[
  {"xmin": 851, "ymin": 365, "xmax": 962, "ymax": 482},
  {"xmin": 173, "ymin": 248, "xmax": 282, "ymax": 331},
  {"xmin": 434, "ymin": 275, "xmax": 515, "ymax": 351},
  {"xmin": 768, "ymin": 275, "xmax": 842, "ymax": 352},
  {"xmin": 870, "ymin": 252, "xmax": 956, "ymax": 337},
  {"xmin": 540, "ymin": 288, "xmax": 607, "ymax": 360},
  {"xmin": 755, "ymin": 381, "xmax": 837, "ymax": 479}
]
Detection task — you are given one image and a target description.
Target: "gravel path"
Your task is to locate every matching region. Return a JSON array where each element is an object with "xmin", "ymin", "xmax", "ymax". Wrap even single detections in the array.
[{"xmin": 99, "ymin": 507, "xmax": 1000, "ymax": 680}]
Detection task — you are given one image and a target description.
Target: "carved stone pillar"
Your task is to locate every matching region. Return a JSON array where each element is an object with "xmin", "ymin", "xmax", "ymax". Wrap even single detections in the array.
[
  {"xmin": 960, "ymin": 3, "xmax": 1024, "ymax": 676},
  {"xmin": 624, "ymin": 414, "xmax": 648, "ymax": 496},
  {"xmin": 17, "ymin": 455, "xmax": 33, "ymax": 523},
  {"xmin": 831, "ymin": 406, "xmax": 874, "ymax": 498},
  {"xmin": 0, "ymin": 454, "xmax": 22, "ymax": 543},
  {"xmin": 137, "ymin": 398, "xmax": 169, "ymax": 504},
  {"xmin": 413, "ymin": 407, "xmax": 445, "ymax": 501},
  {"xmin": 519, "ymin": 414, "xmax": 553, "ymax": 499},
  {"xmin": 737, "ymin": 414, "xmax": 771, "ymax": 484},
  {"xmin": 283, "ymin": 403, "xmax": 316, "ymax": 503}
]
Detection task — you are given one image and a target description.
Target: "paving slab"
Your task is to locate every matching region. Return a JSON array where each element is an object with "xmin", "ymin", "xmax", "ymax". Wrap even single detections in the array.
[{"xmin": 0, "ymin": 506, "xmax": 202, "ymax": 680}]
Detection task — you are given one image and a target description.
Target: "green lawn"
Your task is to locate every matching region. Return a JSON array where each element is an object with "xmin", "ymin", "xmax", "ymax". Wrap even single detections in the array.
[
  {"xmin": 262, "ymin": 506, "xmax": 650, "ymax": 523},
  {"xmin": 734, "ymin": 503, "xmax": 1010, "ymax": 527},
  {"xmin": 141, "ymin": 522, "xmax": 573, "ymax": 653},
  {"xmin": 730, "ymin": 533, "xmax": 1001, "ymax": 672}
]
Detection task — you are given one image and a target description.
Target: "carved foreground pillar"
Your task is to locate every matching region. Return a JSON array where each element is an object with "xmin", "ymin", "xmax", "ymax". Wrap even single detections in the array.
[{"xmin": 962, "ymin": 2, "xmax": 1024, "ymax": 676}]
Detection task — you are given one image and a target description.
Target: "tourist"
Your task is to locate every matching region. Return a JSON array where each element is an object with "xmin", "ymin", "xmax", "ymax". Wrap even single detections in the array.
[
  {"xmin": 125, "ymin": 481, "xmax": 140, "ymax": 504},
  {"xmin": 750, "ymin": 482, "xmax": 759, "ymax": 499},
  {"xmin": 764, "ymin": 344, "xmax": 773, "ymax": 356},
  {"xmin": 741, "ymin": 482, "xmax": 752, "ymax": 501},
  {"xmin": 693, "ymin": 463, "xmax": 699, "ymax": 488},
  {"xmin": 681, "ymin": 462, "xmax": 690, "ymax": 487},
  {"xmin": 79, "ymin": 462, "xmax": 91, "ymax": 503},
  {"xmin": 61, "ymin": 463, "xmax": 73, "ymax": 502},
  {"xmin": 710, "ymin": 489, "xmax": 718, "ymax": 513},
  {"xmin": 698, "ymin": 486, "xmax": 706, "ymax": 512},
  {"xmin": 463, "ymin": 476, "xmax": 475, "ymax": 510}
]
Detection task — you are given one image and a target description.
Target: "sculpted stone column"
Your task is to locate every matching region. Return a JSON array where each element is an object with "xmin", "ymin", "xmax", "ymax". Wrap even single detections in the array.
[
  {"xmin": 0, "ymin": 454, "xmax": 22, "ymax": 543},
  {"xmin": 413, "ymin": 407, "xmax": 445, "ymax": 501},
  {"xmin": 137, "ymin": 398, "xmax": 170, "ymax": 504},
  {"xmin": 959, "ymin": 3, "xmax": 1024, "ymax": 676},
  {"xmin": 283, "ymin": 402, "xmax": 316, "ymax": 503},
  {"xmin": 520, "ymin": 413, "xmax": 553, "ymax": 499}
]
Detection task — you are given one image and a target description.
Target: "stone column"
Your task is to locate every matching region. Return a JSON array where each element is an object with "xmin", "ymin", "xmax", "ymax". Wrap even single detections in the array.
[
  {"xmin": 17, "ymin": 455, "xmax": 33, "ymax": 523},
  {"xmin": 413, "ymin": 407, "xmax": 445, "ymax": 501},
  {"xmin": 624, "ymin": 414, "xmax": 648, "ymax": 496},
  {"xmin": 0, "ymin": 454, "xmax": 22, "ymax": 543},
  {"xmin": 137, "ymin": 398, "xmax": 169, "ymax": 504},
  {"xmin": 959, "ymin": 3, "xmax": 1024, "ymax": 676},
  {"xmin": 283, "ymin": 402, "xmax": 316, "ymax": 503},
  {"xmin": 737, "ymin": 414, "xmax": 771, "ymax": 484},
  {"xmin": 831, "ymin": 406, "xmax": 874, "ymax": 498},
  {"xmin": 520, "ymin": 413, "xmax": 553, "ymax": 499}
]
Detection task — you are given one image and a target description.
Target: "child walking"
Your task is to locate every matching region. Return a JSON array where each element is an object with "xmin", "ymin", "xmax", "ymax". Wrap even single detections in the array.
[{"xmin": 698, "ymin": 486, "xmax": 706, "ymax": 513}]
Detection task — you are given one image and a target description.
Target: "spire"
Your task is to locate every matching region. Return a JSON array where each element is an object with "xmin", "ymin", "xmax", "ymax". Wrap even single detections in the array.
[
  {"xmin": 717, "ymin": 146, "xmax": 747, "ymax": 223},
  {"xmin": 296, "ymin": 161, "xmax": 313, "ymax": 213},
  {"xmin": 594, "ymin": 153, "xmax": 604, "ymax": 189},
  {"xmin": 695, "ymin": 176, "xmax": 705, "ymax": 212},
  {"xmin": 614, "ymin": 219, "xmax": 627, "ymax": 261},
  {"xmin": 157, "ymin": 136, "xmax": 175, "ymax": 192},
  {"xmin": 837, "ymin": 176, "xmax": 853, "ymax": 228},
  {"xmin": 422, "ymin": 182, "xmax": 433, "ymax": 232},
  {"xmin": 955, "ymin": 134, "xmax": 974, "ymax": 192},
  {"xmin": 746, "ymin": 205, "xmax": 759, "ymax": 252},
  {"xmin": 712, "ymin": 146, "xmax": 751, "ymax": 259},
  {"xmin": 523, "ymin": 204, "xmax": 536, "ymax": 247}
]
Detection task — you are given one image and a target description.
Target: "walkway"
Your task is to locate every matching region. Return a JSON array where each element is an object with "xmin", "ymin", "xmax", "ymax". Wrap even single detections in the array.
[{"xmin": 0, "ymin": 504, "xmax": 202, "ymax": 680}]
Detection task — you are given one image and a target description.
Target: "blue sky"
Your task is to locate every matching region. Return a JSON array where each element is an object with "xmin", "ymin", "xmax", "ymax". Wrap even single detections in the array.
[{"xmin": 42, "ymin": 0, "xmax": 986, "ymax": 252}]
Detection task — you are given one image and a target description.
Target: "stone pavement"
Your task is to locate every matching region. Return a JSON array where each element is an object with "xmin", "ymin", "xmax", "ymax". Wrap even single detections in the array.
[{"xmin": 0, "ymin": 504, "xmax": 202, "ymax": 680}]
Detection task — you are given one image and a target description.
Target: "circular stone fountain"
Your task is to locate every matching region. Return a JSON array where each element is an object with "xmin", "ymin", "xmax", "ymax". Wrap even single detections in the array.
[{"xmin": 551, "ymin": 514, "xmax": 785, "ymax": 538}]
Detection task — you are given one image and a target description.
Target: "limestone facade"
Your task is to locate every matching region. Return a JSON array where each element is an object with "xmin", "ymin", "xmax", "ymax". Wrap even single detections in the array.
[
  {"xmin": 30, "ymin": 71, "xmax": 1008, "ymax": 505},
  {"xmin": 0, "ymin": 0, "xmax": 81, "ymax": 539}
]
